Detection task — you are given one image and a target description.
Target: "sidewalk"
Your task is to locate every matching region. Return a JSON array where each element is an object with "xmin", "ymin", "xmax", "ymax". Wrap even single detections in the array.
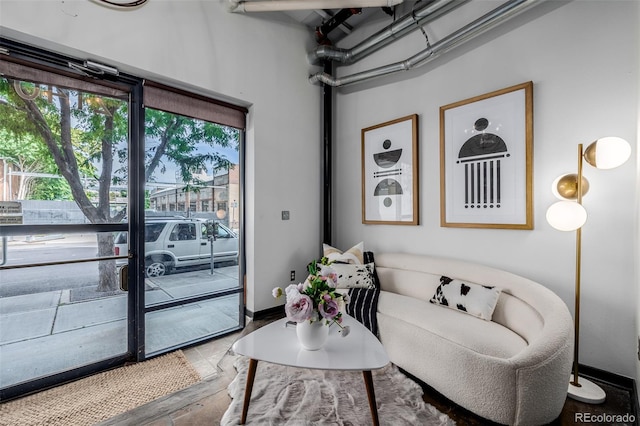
[
  {"xmin": 0, "ymin": 266, "xmax": 241, "ymax": 390},
  {"xmin": 5, "ymin": 233, "xmax": 97, "ymax": 246}
]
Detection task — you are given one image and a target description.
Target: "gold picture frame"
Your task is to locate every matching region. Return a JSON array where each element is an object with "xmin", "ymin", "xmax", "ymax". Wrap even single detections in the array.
[
  {"xmin": 440, "ymin": 82, "xmax": 533, "ymax": 229},
  {"xmin": 362, "ymin": 114, "xmax": 419, "ymax": 225}
]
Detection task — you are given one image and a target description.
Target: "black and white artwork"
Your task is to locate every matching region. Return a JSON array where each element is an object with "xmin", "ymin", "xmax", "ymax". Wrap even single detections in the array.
[
  {"xmin": 440, "ymin": 82, "xmax": 533, "ymax": 229},
  {"xmin": 458, "ymin": 117, "xmax": 509, "ymax": 210},
  {"xmin": 362, "ymin": 114, "xmax": 418, "ymax": 225}
]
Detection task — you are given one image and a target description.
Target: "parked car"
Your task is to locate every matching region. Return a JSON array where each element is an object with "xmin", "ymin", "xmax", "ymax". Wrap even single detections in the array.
[{"xmin": 114, "ymin": 218, "xmax": 238, "ymax": 277}]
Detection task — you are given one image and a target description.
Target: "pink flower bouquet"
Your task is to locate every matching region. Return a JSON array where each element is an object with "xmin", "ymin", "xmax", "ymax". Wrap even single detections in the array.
[{"xmin": 273, "ymin": 257, "xmax": 350, "ymax": 336}]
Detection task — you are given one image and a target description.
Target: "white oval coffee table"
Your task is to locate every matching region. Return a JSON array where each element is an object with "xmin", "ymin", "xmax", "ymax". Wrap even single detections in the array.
[{"xmin": 232, "ymin": 313, "xmax": 389, "ymax": 425}]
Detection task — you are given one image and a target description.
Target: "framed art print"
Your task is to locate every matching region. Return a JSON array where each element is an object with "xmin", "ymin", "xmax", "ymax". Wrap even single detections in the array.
[
  {"xmin": 440, "ymin": 82, "xmax": 533, "ymax": 229},
  {"xmin": 362, "ymin": 114, "xmax": 418, "ymax": 225}
]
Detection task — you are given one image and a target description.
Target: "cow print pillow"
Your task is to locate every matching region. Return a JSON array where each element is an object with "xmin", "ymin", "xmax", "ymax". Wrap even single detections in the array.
[
  {"xmin": 430, "ymin": 275, "xmax": 502, "ymax": 321},
  {"xmin": 331, "ymin": 262, "xmax": 376, "ymax": 289}
]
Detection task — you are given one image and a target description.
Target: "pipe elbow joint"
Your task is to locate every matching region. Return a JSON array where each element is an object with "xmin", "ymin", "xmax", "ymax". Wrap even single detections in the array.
[
  {"xmin": 308, "ymin": 46, "xmax": 351, "ymax": 65},
  {"xmin": 308, "ymin": 72, "xmax": 325, "ymax": 85},
  {"xmin": 308, "ymin": 72, "xmax": 338, "ymax": 87}
]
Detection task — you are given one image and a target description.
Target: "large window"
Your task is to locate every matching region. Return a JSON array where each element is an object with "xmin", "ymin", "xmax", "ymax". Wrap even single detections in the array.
[
  {"xmin": 0, "ymin": 40, "xmax": 247, "ymax": 400},
  {"xmin": 140, "ymin": 83, "xmax": 245, "ymax": 355}
]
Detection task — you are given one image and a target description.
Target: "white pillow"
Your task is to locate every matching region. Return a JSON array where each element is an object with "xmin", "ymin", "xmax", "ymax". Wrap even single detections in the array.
[
  {"xmin": 331, "ymin": 263, "xmax": 375, "ymax": 289},
  {"xmin": 430, "ymin": 276, "xmax": 501, "ymax": 321},
  {"xmin": 323, "ymin": 242, "xmax": 364, "ymax": 264}
]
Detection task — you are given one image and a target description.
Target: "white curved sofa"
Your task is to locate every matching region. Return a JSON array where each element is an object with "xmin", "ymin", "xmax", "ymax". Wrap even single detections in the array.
[{"xmin": 374, "ymin": 252, "xmax": 573, "ymax": 426}]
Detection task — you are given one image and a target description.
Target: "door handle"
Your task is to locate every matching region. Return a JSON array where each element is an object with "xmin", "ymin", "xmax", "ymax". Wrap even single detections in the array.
[
  {"xmin": 119, "ymin": 265, "xmax": 128, "ymax": 291},
  {"xmin": 167, "ymin": 244, "xmax": 174, "ymax": 248},
  {"xmin": 201, "ymin": 242, "xmax": 207, "ymax": 246}
]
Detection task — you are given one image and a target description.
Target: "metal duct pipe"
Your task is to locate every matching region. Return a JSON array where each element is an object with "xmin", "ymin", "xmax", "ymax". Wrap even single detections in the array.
[
  {"xmin": 309, "ymin": 0, "xmax": 543, "ymax": 87},
  {"xmin": 308, "ymin": 0, "xmax": 469, "ymax": 65},
  {"xmin": 229, "ymin": 0, "xmax": 404, "ymax": 13}
]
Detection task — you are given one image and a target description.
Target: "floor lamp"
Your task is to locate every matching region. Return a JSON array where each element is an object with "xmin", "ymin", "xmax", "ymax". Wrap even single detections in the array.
[{"xmin": 546, "ymin": 136, "xmax": 631, "ymax": 404}]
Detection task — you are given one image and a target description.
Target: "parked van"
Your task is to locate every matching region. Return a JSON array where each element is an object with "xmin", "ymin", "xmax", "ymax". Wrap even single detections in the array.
[{"xmin": 114, "ymin": 217, "xmax": 238, "ymax": 277}]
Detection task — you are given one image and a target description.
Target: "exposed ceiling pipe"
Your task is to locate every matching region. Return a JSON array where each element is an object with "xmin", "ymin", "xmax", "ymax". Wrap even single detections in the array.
[
  {"xmin": 229, "ymin": 0, "xmax": 404, "ymax": 13},
  {"xmin": 316, "ymin": 8, "xmax": 362, "ymax": 45},
  {"xmin": 314, "ymin": 9, "xmax": 355, "ymax": 36},
  {"xmin": 314, "ymin": 9, "xmax": 353, "ymax": 35},
  {"xmin": 309, "ymin": 0, "xmax": 544, "ymax": 87},
  {"xmin": 308, "ymin": 0, "xmax": 469, "ymax": 65}
]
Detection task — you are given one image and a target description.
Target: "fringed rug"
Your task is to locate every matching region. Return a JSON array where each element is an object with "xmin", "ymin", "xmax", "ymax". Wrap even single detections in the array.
[
  {"xmin": 0, "ymin": 350, "xmax": 201, "ymax": 426},
  {"xmin": 221, "ymin": 356, "xmax": 455, "ymax": 425}
]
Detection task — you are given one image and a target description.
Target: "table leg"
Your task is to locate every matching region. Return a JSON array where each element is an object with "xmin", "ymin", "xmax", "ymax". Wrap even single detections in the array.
[
  {"xmin": 362, "ymin": 370, "xmax": 380, "ymax": 426},
  {"xmin": 240, "ymin": 358, "xmax": 258, "ymax": 424}
]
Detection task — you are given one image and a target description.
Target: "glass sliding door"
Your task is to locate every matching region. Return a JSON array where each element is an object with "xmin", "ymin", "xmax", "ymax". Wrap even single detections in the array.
[
  {"xmin": 141, "ymin": 83, "xmax": 245, "ymax": 356},
  {"xmin": 0, "ymin": 55, "xmax": 134, "ymax": 398},
  {"xmin": 0, "ymin": 41, "xmax": 246, "ymax": 400}
]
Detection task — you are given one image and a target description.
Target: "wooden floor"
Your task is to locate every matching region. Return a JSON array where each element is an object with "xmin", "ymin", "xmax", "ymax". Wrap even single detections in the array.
[{"xmin": 99, "ymin": 316, "xmax": 637, "ymax": 426}]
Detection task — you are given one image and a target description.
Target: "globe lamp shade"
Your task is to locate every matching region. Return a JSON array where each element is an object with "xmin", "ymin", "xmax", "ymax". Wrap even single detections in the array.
[
  {"xmin": 552, "ymin": 173, "xmax": 590, "ymax": 200},
  {"xmin": 584, "ymin": 137, "xmax": 631, "ymax": 169},
  {"xmin": 546, "ymin": 201, "xmax": 587, "ymax": 231}
]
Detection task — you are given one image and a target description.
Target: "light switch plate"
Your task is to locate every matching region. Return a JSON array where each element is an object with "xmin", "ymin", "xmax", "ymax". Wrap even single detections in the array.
[{"xmin": 282, "ymin": 211, "xmax": 290, "ymax": 220}]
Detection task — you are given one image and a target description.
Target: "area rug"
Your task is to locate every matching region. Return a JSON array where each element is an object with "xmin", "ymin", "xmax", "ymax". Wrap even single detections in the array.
[
  {"xmin": 0, "ymin": 350, "xmax": 201, "ymax": 426},
  {"xmin": 221, "ymin": 356, "xmax": 455, "ymax": 425}
]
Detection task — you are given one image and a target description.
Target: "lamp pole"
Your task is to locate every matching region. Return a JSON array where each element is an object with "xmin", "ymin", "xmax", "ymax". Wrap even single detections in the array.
[
  {"xmin": 567, "ymin": 142, "xmax": 606, "ymax": 403},
  {"xmin": 571, "ymin": 144, "xmax": 583, "ymax": 388}
]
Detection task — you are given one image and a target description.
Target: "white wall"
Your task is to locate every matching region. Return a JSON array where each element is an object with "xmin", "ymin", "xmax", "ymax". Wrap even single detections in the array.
[
  {"xmin": 0, "ymin": 0, "xmax": 323, "ymax": 314},
  {"xmin": 332, "ymin": 1, "xmax": 639, "ymax": 378}
]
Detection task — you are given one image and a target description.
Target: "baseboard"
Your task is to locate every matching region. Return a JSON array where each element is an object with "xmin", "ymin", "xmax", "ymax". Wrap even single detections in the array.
[
  {"xmin": 246, "ymin": 305, "xmax": 284, "ymax": 320},
  {"xmin": 578, "ymin": 363, "xmax": 635, "ymax": 391}
]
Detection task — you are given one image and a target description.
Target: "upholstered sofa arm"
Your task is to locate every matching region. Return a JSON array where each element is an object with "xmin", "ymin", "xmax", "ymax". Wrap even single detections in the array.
[
  {"xmin": 507, "ymin": 296, "xmax": 573, "ymax": 425},
  {"xmin": 511, "ymin": 338, "xmax": 573, "ymax": 425}
]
